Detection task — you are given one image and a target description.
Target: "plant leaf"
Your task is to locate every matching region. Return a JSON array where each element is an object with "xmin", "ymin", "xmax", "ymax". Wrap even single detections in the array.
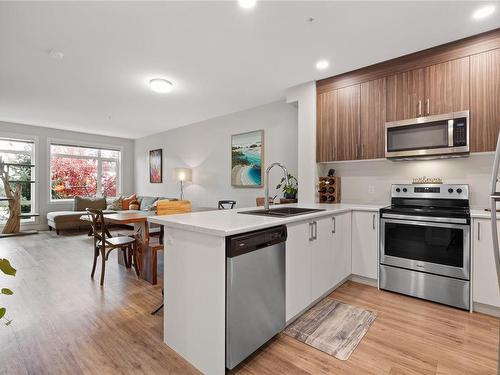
[
  {"xmin": 0, "ymin": 259, "xmax": 16, "ymax": 276},
  {"xmin": 1, "ymin": 288, "xmax": 13, "ymax": 295},
  {"xmin": 0, "ymin": 308, "xmax": 6, "ymax": 319},
  {"xmin": 5, "ymin": 319, "xmax": 12, "ymax": 326}
]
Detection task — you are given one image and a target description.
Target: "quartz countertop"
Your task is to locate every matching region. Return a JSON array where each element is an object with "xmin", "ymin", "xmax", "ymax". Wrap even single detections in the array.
[
  {"xmin": 148, "ymin": 203, "xmax": 385, "ymax": 237},
  {"xmin": 470, "ymin": 208, "xmax": 500, "ymax": 219}
]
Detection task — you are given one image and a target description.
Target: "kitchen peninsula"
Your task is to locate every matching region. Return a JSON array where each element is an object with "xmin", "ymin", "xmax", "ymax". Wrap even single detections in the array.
[{"xmin": 148, "ymin": 203, "xmax": 382, "ymax": 374}]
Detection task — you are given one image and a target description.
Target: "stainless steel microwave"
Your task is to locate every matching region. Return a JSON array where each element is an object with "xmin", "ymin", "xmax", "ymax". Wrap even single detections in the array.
[{"xmin": 385, "ymin": 111, "xmax": 469, "ymax": 159}]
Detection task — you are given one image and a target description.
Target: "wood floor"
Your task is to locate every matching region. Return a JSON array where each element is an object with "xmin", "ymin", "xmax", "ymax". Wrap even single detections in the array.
[{"xmin": 1, "ymin": 231, "xmax": 499, "ymax": 374}]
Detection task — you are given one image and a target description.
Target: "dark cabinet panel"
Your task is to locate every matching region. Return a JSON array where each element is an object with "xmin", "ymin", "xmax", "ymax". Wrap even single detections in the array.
[
  {"xmin": 360, "ymin": 78, "xmax": 386, "ymax": 159},
  {"xmin": 386, "ymin": 68, "xmax": 425, "ymax": 122},
  {"xmin": 316, "ymin": 91, "xmax": 338, "ymax": 162},
  {"xmin": 425, "ymin": 57, "xmax": 469, "ymax": 116},
  {"xmin": 336, "ymin": 85, "xmax": 360, "ymax": 161},
  {"xmin": 470, "ymin": 49, "xmax": 500, "ymax": 152}
]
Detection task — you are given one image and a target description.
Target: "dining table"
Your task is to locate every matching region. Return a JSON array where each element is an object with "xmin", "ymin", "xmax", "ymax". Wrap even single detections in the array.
[{"xmin": 81, "ymin": 207, "xmax": 217, "ymax": 284}]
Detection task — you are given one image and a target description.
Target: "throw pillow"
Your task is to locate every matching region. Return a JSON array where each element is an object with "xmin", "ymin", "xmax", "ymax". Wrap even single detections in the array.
[
  {"xmin": 122, "ymin": 194, "xmax": 137, "ymax": 210},
  {"xmin": 107, "ymin": 196, "xmax": 123, "ymax": 211},
  {"xmin": 129, "ymin": 200, "xmax": 140, "ymax": 210}
]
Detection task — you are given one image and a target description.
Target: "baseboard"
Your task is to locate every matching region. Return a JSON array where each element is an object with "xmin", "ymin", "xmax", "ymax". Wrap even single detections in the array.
[
  {"xmin": 349, "ymin": 274, "xmax": 378, "ymax": 287},
  {"xmin": 473, "ymin": 302, "xmax": 500, "ymax": 318}
]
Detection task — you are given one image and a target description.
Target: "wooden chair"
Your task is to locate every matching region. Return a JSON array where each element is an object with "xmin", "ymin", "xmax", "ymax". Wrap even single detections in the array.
[
  {"xmin": 218, "ymin": 200, "xmax": 236, "ymax": 209},
  {"xmin": 86, "ymin": 209, "xmax": 138, "ymax": 286},
  {"xmin": 151, "ymin": 200, "xmax": 192, "ymax": 314},
  {"xmin": 256, "ymin": 197, "xmax": 274, "ymax": 207}
]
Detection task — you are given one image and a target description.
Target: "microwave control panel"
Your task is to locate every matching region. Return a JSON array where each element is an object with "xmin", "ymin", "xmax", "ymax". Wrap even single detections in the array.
[{"xmin": 453, "ymin": 118, "xmax": 467, "ymax": 146}]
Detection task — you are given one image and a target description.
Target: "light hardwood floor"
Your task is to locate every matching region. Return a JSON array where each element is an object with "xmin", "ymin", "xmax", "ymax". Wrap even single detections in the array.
[{"xmin": 1, "ymin": 230, "xmax": 499, "ymax": 374}]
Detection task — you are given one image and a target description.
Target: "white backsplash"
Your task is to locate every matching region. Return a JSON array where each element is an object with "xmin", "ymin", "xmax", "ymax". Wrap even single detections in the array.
[{"xmin": 318, "ymin": 153, "xmax": 494, "ymax": 209}]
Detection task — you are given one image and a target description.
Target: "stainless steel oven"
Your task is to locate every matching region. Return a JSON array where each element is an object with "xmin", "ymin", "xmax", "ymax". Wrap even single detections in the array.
[
  {"xmin": 380, "ymin": 216, "xmax": 470, "ymax": 280},
  {"xmin": 379, "ymin": 184, "xmax": 471, "ymax": 310},
  {"xmin": 385, "ymin": 111, "xmax": 469, "ymax": 159}
]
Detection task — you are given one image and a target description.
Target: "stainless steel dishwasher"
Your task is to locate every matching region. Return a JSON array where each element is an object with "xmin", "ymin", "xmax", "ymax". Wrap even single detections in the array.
[{"xmin": 226, "ymin": 225, "xmax": 287, "ymax": 370}]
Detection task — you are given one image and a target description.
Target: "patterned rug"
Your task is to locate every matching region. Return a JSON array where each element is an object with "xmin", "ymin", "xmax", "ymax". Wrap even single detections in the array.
[{"xmin": 284, "ymin": 298, "xmax": 376, "ymax": 360}]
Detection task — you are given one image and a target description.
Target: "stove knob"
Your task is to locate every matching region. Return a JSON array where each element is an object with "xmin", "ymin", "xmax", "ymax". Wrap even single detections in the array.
[
  {"xmin": 402, "ymin": 188, "xmax": 407, "ymax": 193},
  {"xmin": 396, "ymin": 188, "xmax": 401, "ymax": 193},
  {"xmin": 448, "ymin": 188, "xmax": 454, "ymax": 193},
  {"xmin": 457, "ymin": 188, "xmax": 462, "ymax": 194}
]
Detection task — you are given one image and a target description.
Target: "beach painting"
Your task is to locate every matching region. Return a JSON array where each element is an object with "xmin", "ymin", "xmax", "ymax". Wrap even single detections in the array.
[
  {"xmin": 149, "ymin": 149, "xmax": 162, "ymax": 183},
  {"xmin": 231, "ymin": 130, "xmax": 264, "ymax": 187}
]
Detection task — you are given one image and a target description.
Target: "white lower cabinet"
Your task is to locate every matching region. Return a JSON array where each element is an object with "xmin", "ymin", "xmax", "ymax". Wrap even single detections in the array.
[
  {"xmin": 351, "ymin": 211, "xmax": 378, "ymax": 280},
  {"xmin": 473, "ymin": 218, "xmax": 500, "ymax": 308},
  {"xmin": 286, "ymin": 212, "xmax": 352, "ymax": 321}
]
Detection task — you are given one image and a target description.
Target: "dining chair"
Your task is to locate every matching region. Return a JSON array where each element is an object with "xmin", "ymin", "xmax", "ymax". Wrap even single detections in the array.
[
  {"xmin": 218, "ymin": 200, "xmax": 236, "ymax": 209},
  {"xmin": 86, "ymin": 209, "xmax": 138, "ymax": 286}
]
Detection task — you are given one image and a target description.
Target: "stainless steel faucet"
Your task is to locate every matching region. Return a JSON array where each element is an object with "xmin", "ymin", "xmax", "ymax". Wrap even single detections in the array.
[{"xmin": 264, "ymin": 162, "xmax": 289, "ymax": 210}]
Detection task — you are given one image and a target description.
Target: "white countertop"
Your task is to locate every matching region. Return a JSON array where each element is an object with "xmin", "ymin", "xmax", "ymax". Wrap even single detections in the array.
[
  {"xmin": 470, "ymin": 208, "xmax": 500, "ymax": 219},
  {"xmin": 148, "ymin": 203, "xmax": 384, "ymax": 237}
]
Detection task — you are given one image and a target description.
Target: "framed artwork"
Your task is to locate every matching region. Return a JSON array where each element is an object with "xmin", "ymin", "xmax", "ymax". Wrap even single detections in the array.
[
  {"xmin": 231, "ymin": 130, "xmax": 264, "ymax": 187},
  {"xmin": 149, "ymin": 149, "xmax": 162, "ymax": 183}
]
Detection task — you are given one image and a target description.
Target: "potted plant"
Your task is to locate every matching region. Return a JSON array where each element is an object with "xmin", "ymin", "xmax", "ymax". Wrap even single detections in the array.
[{"xmin": 276, "ymin": 174, "xmax": 298, "ymax": 200}]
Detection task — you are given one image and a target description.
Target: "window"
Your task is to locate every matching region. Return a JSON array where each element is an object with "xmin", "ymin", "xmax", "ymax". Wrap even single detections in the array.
[
  {"xmin": 50, "ymin": 143, "xmax": 121, "ymax": 200},
  {"xmin": 0, "ymin": 137, "xmax": 35, "ymax": 223}
]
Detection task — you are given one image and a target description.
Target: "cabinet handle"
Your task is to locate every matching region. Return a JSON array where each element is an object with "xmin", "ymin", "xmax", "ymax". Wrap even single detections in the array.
[
  {"xmin": 478, "ymin": 222, "xmax": 480, "ymax": 241},
  {"xmin": 313, "ymin": 221, "xmax": 318, "ymax": 240},
  {"xmin": 372, "ymin": 214, "xmax": 376, "ymax": 230},
  {"xmin": 425, "ymin": 98, "xmax": 430, "ymax": 116},
  {"xmin": 332, "ymin": 217, "xmax": 336, "ymax": 234},
  {"xmin": 361, "ymin": 144, "xmax": 365, "ymax": 158},
  {"xmin": 309, "ymin": 222, "xmax": 314, "ymax": 241},
  {"xmin": 418, "ymin": 100, "xmax": 422, "ymax": 117}
]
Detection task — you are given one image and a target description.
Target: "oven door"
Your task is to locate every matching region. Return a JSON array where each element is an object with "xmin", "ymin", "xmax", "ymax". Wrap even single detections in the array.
[{"xmin": 380, "ymin": 217, "xmax": 470, "ymax": 280}]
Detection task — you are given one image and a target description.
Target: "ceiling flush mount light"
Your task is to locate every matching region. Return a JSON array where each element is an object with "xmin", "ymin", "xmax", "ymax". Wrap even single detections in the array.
[
  {"xmin": 316, "ymin": 59, "xmax": 329, "ymax": 70},
  {"xmin": 239, "ymin": 0, "xmax": 256, "ymax": 9},
  {"xmin": 149, "ymin": 78, "xmax": 174, "ymax": 94},
  {"xmin": 473, "ymin": 4, "xmax": 496, "ymax": 20},
  {"xmin": 48, "ymin": 49, "xmax": 64, "ymax": 60}
]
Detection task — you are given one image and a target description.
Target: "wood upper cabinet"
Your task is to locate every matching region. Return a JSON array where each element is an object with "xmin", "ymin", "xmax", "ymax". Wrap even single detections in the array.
[
  {"xmin": 386, "ymin": 68, "xmax": 425, "ymax": 121},
  {"xmin": 316, "ymin": 90, "xmax": 337, "ymax": 162},
  {"xmin": 424, "ymin": 57, "xmax": 469, "ymax": 115},
  {"xmin": 316, "ymin": 84, "xmax": 360, "ymax": 162},
  {"xmin": 470, "ymin": 49, "xmax": 500, "ymax": 152},
  {"xmin": 360, "ymin": 78, "xmax": 386, "ymax": 159},
  {"xmin": 387, "ymin": 58, "xmax": 469, "ymax": 121},
  {"xmin": 336, "ymin": 85, "xmax": 360, "ymax": 161}
]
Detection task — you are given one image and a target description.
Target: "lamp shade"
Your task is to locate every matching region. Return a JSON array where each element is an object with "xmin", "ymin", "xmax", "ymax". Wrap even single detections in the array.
[{"xmin": 174, "ymin": 168, "xmax": 192, "ymax": 182}]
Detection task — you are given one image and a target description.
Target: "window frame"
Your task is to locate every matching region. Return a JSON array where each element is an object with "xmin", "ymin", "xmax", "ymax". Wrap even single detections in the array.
[
  {"xmin": 0, "ymin": 132, "xmax": 39, "ymax": 225},
  {"xmin": 48, "ymin": 138, "xmax": 123, "ymax": 203}
]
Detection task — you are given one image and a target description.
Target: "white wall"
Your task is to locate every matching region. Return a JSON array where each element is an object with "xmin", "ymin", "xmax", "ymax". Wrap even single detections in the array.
[
  {"xmin": 134, "ymin": 101, "xmax": 298, "ymax": 208},
  {"xmin": 0, "ymin": 121, "xmax": 134, "ymax": 230},
  {"xmin": 286, "ymin": 81, "xmax": 317, "ymax": 204},
  {"xmin": 318, "ymin": 153, "xmax": 494, "ymax": 209}
]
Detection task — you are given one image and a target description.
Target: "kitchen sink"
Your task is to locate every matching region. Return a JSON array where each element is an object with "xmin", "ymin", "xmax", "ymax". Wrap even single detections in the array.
[{"xmin": 238, "ymin": 207, "xmax": 325, "ymax": 217}]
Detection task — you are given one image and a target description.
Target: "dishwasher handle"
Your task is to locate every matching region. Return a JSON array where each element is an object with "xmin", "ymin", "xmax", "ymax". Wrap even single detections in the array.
[{"xmin": 226, "ymin": 225, "xmax": 287, "ymax": 258}]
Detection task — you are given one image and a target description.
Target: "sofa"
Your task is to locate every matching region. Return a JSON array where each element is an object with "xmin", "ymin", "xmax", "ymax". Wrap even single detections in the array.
[{"xmin": 47, "ymin": 195, "xmax": 176, "ymax": 234}]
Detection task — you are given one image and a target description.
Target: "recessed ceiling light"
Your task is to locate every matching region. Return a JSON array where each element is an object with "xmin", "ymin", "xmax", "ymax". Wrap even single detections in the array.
[
  {"xmin": 150, "ymin": 78, "xmax": 174, "ymax": 94},
  {"xmin": 473, "ymin": 4, "xmax": 496, "ymax": 20},
  {"xmin": 316, "ymin": 60, "xmax": 329, "ymax": 70},
  {"xmin": 48, "ymin": 49, "xmax": 64, "ymax": 60},
  {"xmin": 239, "ymin": 0, "xmax": 256, "ymax": 9}
]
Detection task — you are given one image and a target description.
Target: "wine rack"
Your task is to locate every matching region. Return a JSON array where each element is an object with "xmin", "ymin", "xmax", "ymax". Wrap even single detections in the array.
[{"xmin": 318, "ymin": 176, "xmax": 341, "ymax": 204}]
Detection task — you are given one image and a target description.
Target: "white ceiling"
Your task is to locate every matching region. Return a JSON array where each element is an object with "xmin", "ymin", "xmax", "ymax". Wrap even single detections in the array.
[{"xmin": 1, "ymin": 1, "xmax": 499, "ymax": 139}]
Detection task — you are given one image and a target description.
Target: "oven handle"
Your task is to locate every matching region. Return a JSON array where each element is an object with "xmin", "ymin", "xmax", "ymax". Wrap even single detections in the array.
[
  {"xmin": 381, "ymin": 217, "xmax": 469, "ymax": 229},
  {"xmin": 381, "ymin": 213, "xmax": 468, "ymax": 225}
]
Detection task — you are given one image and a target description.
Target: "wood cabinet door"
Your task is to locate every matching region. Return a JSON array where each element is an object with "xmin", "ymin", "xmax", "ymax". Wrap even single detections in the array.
[
  {"xmin": 424, "ymin": 57, "xmax": 469, "ymax": 116},
  {"xmin": 470, "ymin": 49, "xmax": 500, "ymax": 152},
  {"xmin": 336, "ymin": 84, "xmax": 360, "ymax": 161},
  {"xmin": 316, "ymin": 90, "xmax": 338, "ymax": 162},
  {"xmin": 386, "ymin": 68, "xmax": 425, "ymax": 121},
  {"xmin": 360, "ymin": 78, "xmax": 386, "ymax": 159}
]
